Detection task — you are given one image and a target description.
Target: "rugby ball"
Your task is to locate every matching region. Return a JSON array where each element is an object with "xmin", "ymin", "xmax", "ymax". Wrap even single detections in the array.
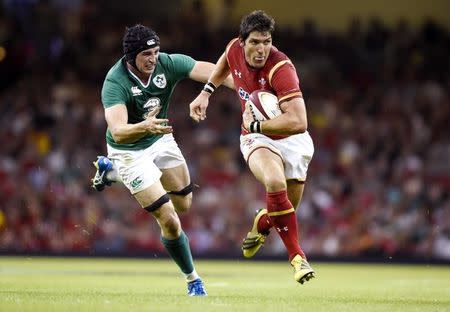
[{"xmin": 247, "ymin": 90, "xmax": 282, "ymax": 121}]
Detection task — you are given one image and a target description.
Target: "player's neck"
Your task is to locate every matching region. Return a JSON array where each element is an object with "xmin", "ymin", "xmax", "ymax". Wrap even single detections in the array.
[{"xmin": 127, "ymin": 63, "xmax": 150, "ymax": 84}]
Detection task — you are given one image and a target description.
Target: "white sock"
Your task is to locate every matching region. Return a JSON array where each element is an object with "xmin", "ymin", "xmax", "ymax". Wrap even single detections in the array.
[
  {"xmin": 106, "ymin": 164, "xmax": 120, "ymax": 182},
  {"xmin": 185, "ymin": 269, "xmax": 200, "ymax": 283}
]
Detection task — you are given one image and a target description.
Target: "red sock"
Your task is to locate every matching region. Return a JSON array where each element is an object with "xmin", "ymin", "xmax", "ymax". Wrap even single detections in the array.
[
  {"xmin": 267, "ymin": 190, "xmax": 305, "ymax": 261},
  {"xmin": 257, "ymin": 213, "xmax": 273, "ymax": 234}
]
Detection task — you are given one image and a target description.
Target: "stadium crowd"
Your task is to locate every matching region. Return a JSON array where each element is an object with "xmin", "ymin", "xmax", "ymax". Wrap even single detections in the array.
[{"xmin": 0, "ymin": 1, "xmax": 449, "ymax": 261}]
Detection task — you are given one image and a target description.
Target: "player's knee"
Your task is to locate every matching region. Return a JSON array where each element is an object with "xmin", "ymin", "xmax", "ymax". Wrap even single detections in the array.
[
  {"xmin": 172, "ymin": 193, "xmax": 192, "ymax": 213},
  {"xmin": 159, "ymin": 212, "xmax": 181, "ymax": 237},
  {"xmin": 264, "ymin": 175, "xmax": 286, "ymax": 192},
  {"xmin": 168, "ymin": 183, "xmax": 194, "ymax": 213}
]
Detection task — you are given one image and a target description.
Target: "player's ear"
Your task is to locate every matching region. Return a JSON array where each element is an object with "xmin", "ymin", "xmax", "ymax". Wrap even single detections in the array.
[{"xmin": 239, "ymin": 40, "xmax": 244, "ymax": 47}]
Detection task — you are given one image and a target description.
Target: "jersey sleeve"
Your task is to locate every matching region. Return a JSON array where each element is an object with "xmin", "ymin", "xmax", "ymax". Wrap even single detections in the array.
[
  {"xmin": 167, "ymin": 54, "xmax": 196, "ymax": 80},
  {"xmin": 270, "ymin": 62, "xmax": 303, "ymax": 103},
  {"xmin": 101, "ymin": 78, "xmax": 128, "ymax": 108}
]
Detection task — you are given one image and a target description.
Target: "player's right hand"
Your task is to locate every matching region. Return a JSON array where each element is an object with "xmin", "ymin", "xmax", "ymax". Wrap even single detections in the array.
[
  {"xmin": 144, "ymin": 107, "xmax": 173, "ymax": 134},
  {"xmin": 242, "ymin": 102, "xmax": 254, "ymax": 131},
  {"xmin": 189, "ymin": 92, "xmax": 210, "ymax": 122}
]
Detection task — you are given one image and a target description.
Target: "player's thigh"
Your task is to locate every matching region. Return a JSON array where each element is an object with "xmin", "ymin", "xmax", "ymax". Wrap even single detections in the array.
[
  {"xmin": 247, "ymin": 148, "xmax": 286, "ymax": 192},
  {"xmin": 160, "ymin": 164, "xmax": 193, "ymax": 212},
  {"xmin": 107, "ymin": 145, "xmax": 163, "ymax": 196},
  {"xmin": 287, "ymin": 180, "xmax": 305, "ymax": 209},
  {"xmin": 133, "ymin": 179, "xmax": 169, "ymax": 208},
  {"xmin": 160, "ymin": 163, "xmax": 190, "ymax": 192}
]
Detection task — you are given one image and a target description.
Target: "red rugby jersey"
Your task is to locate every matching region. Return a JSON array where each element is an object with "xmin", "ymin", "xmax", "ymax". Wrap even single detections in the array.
[{"xmin": 225, "ymin": 38, "xmax": 303, "ymax": 136}]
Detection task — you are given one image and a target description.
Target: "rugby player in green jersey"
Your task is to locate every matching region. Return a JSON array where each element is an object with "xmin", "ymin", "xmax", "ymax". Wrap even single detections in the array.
[{"xmin": 91, "ymin": 24, "xmax": 234, "ymax": 296}]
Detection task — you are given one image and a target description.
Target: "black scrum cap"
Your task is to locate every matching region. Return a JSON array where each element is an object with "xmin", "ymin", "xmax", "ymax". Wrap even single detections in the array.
[{"xmin": 123, "ymin": 24, "xmax": 160, "ymax": 68}]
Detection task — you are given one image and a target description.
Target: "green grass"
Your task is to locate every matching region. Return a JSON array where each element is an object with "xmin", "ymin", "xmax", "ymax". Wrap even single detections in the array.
[{"xmin": 0, "ymin": 257, "xmax": 449, "ymax": 311}]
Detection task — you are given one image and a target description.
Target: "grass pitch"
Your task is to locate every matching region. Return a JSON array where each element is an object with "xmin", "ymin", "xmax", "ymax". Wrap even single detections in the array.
[{"xmin": 0, "ymin": 256, "xmax": 449, "ymax": 311}]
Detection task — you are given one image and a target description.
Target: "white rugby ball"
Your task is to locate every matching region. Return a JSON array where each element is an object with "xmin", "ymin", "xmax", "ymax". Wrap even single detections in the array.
[{"xmin": 247, "ymin": 90, "xmax": 282, "ymax": 121}]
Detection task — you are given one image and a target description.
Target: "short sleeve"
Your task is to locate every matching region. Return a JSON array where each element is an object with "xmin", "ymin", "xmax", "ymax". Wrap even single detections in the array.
[
  {"xmin": 271, "ymin": 63, "xmax": 302, "ymax": 102},
  {"xmin": 167, "ymin": 54, "xmax": 196, "ymax": 80},
  {"xmin": 101, "ymin": 78, "xmax": 128, "ymax": 108}
]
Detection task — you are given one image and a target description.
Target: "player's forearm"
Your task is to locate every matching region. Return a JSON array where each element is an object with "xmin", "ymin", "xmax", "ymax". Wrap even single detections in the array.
[
  {"xmin": 257, "ymin": 97, "xmax": 308, "ymax": 135},
  {"xmin": 260, "ymin": 113, "xmax": 307, "ymax": 135},
  {"xmin": 209, "ymin": 53, "xmax": 231, "ymax": 89},
  {"xmin": 190, "ymin": 60, "xmax": 232, "ymax": 90},
  {"xmin": 109, "ymin": 122, "xmax": 150, "ymax": 144}
]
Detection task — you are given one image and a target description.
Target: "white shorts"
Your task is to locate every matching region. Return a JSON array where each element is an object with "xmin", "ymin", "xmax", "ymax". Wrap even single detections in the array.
[
  {"xmin": 240, "ymin": 131, "xmax": 314, "ymax": 181},
  {"xmin": 107, "ymin": 134, "xmax": 186, "ymax": 194}
]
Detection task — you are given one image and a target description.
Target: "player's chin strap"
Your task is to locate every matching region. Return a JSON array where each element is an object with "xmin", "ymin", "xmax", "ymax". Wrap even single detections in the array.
[{"xmin": 168, "ymin": 182, "xmax": 195, "ymax": 196}]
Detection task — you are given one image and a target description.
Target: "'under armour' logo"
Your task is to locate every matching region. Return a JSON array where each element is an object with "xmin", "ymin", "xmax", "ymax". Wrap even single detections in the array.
[
  {"xmin": 234, "ymin": 69, "xmax": 242, "ymax": 78},
  {"xmin": 276, "ymin": 226, "xmax": 289, "ymax": 232}
]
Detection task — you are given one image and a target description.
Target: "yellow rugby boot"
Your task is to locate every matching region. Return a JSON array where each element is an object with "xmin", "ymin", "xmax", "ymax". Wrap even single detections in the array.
[
  {"xmin": 242, "ymin": 208, "xmax": 269, "ymax": 258},
  {"xmin": 290, "ymin": 254, "xmax": 315, "ymax": 284}
]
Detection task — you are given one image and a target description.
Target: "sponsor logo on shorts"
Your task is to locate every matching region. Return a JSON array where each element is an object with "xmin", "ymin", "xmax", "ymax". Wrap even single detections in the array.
[
  {"xmin": 242, "ymin": 137, "xmax": 254, "ymax": 147},
  {"xmin": 131, "ymin": 177, "xmax": 143, "ymax": 189}
]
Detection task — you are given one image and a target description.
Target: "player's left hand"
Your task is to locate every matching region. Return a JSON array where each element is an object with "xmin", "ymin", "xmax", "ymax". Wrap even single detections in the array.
[{"xmin": 242, "ymin": 102, "xmax": 254, "ymax": 131}]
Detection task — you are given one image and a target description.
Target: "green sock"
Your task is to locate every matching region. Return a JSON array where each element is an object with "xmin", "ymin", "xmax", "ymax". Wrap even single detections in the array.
[{"xmin": 160, "ymin": 231, "xmax": 194, "ymax": 274}]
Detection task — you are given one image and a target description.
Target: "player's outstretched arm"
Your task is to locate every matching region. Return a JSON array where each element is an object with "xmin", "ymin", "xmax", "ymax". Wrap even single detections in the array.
[
  {"xmin": 106, "ymin": 105, "xmax": 172, "ymax": 144},
  {"xmin": 189, "ymin": 53, "xmax": 233, "ymax": 89},
  {"xmin": 189, "ymin": 53, "xmax": 231, "ymax": 122}
]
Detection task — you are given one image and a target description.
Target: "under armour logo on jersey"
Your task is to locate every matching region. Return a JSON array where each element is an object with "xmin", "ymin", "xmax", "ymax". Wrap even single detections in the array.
[
  {"xmin": 276, "ymin": 226, "xmax": 289, "ymax": 232},
  {"xmin": 131, "ymin": 86, "xmax": 143, "ymax": 96},
  {"xmin": 153, "ymin": 74, "xmax": 166, "ymax": 88},
  {"xmin": 234, "ymin": 69, "xmax": 242, "ymax": 78},
  {"xmin": 258, "ymin": 77, "xmax": 266, "ymax": 86}
]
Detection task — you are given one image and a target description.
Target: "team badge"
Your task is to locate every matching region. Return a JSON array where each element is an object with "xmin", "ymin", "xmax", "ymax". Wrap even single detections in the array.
[{"xmin": 152, "ymin": 74, "xmax": 167, "ymax": 88}]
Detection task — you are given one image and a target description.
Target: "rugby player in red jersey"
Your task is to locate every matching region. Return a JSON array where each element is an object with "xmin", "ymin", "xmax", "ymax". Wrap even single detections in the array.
[{"xmin": 189, "ymin": 10, "xmax": 315, "ymax": 284}]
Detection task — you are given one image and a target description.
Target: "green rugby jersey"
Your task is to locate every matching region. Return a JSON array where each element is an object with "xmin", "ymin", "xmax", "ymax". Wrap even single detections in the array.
[{"xmin": 101, "ymin": 53, "xmax": 195, "ymax": 150}]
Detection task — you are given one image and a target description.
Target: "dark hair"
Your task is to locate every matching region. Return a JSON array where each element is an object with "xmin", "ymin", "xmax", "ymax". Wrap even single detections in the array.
[
  {"xmin": 123, "ymin": 24, "xmax": 160, "ymax": 68},
  {"xmin": 239, "ymin": 10, "xmax": 275, "ymax": 41}
]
